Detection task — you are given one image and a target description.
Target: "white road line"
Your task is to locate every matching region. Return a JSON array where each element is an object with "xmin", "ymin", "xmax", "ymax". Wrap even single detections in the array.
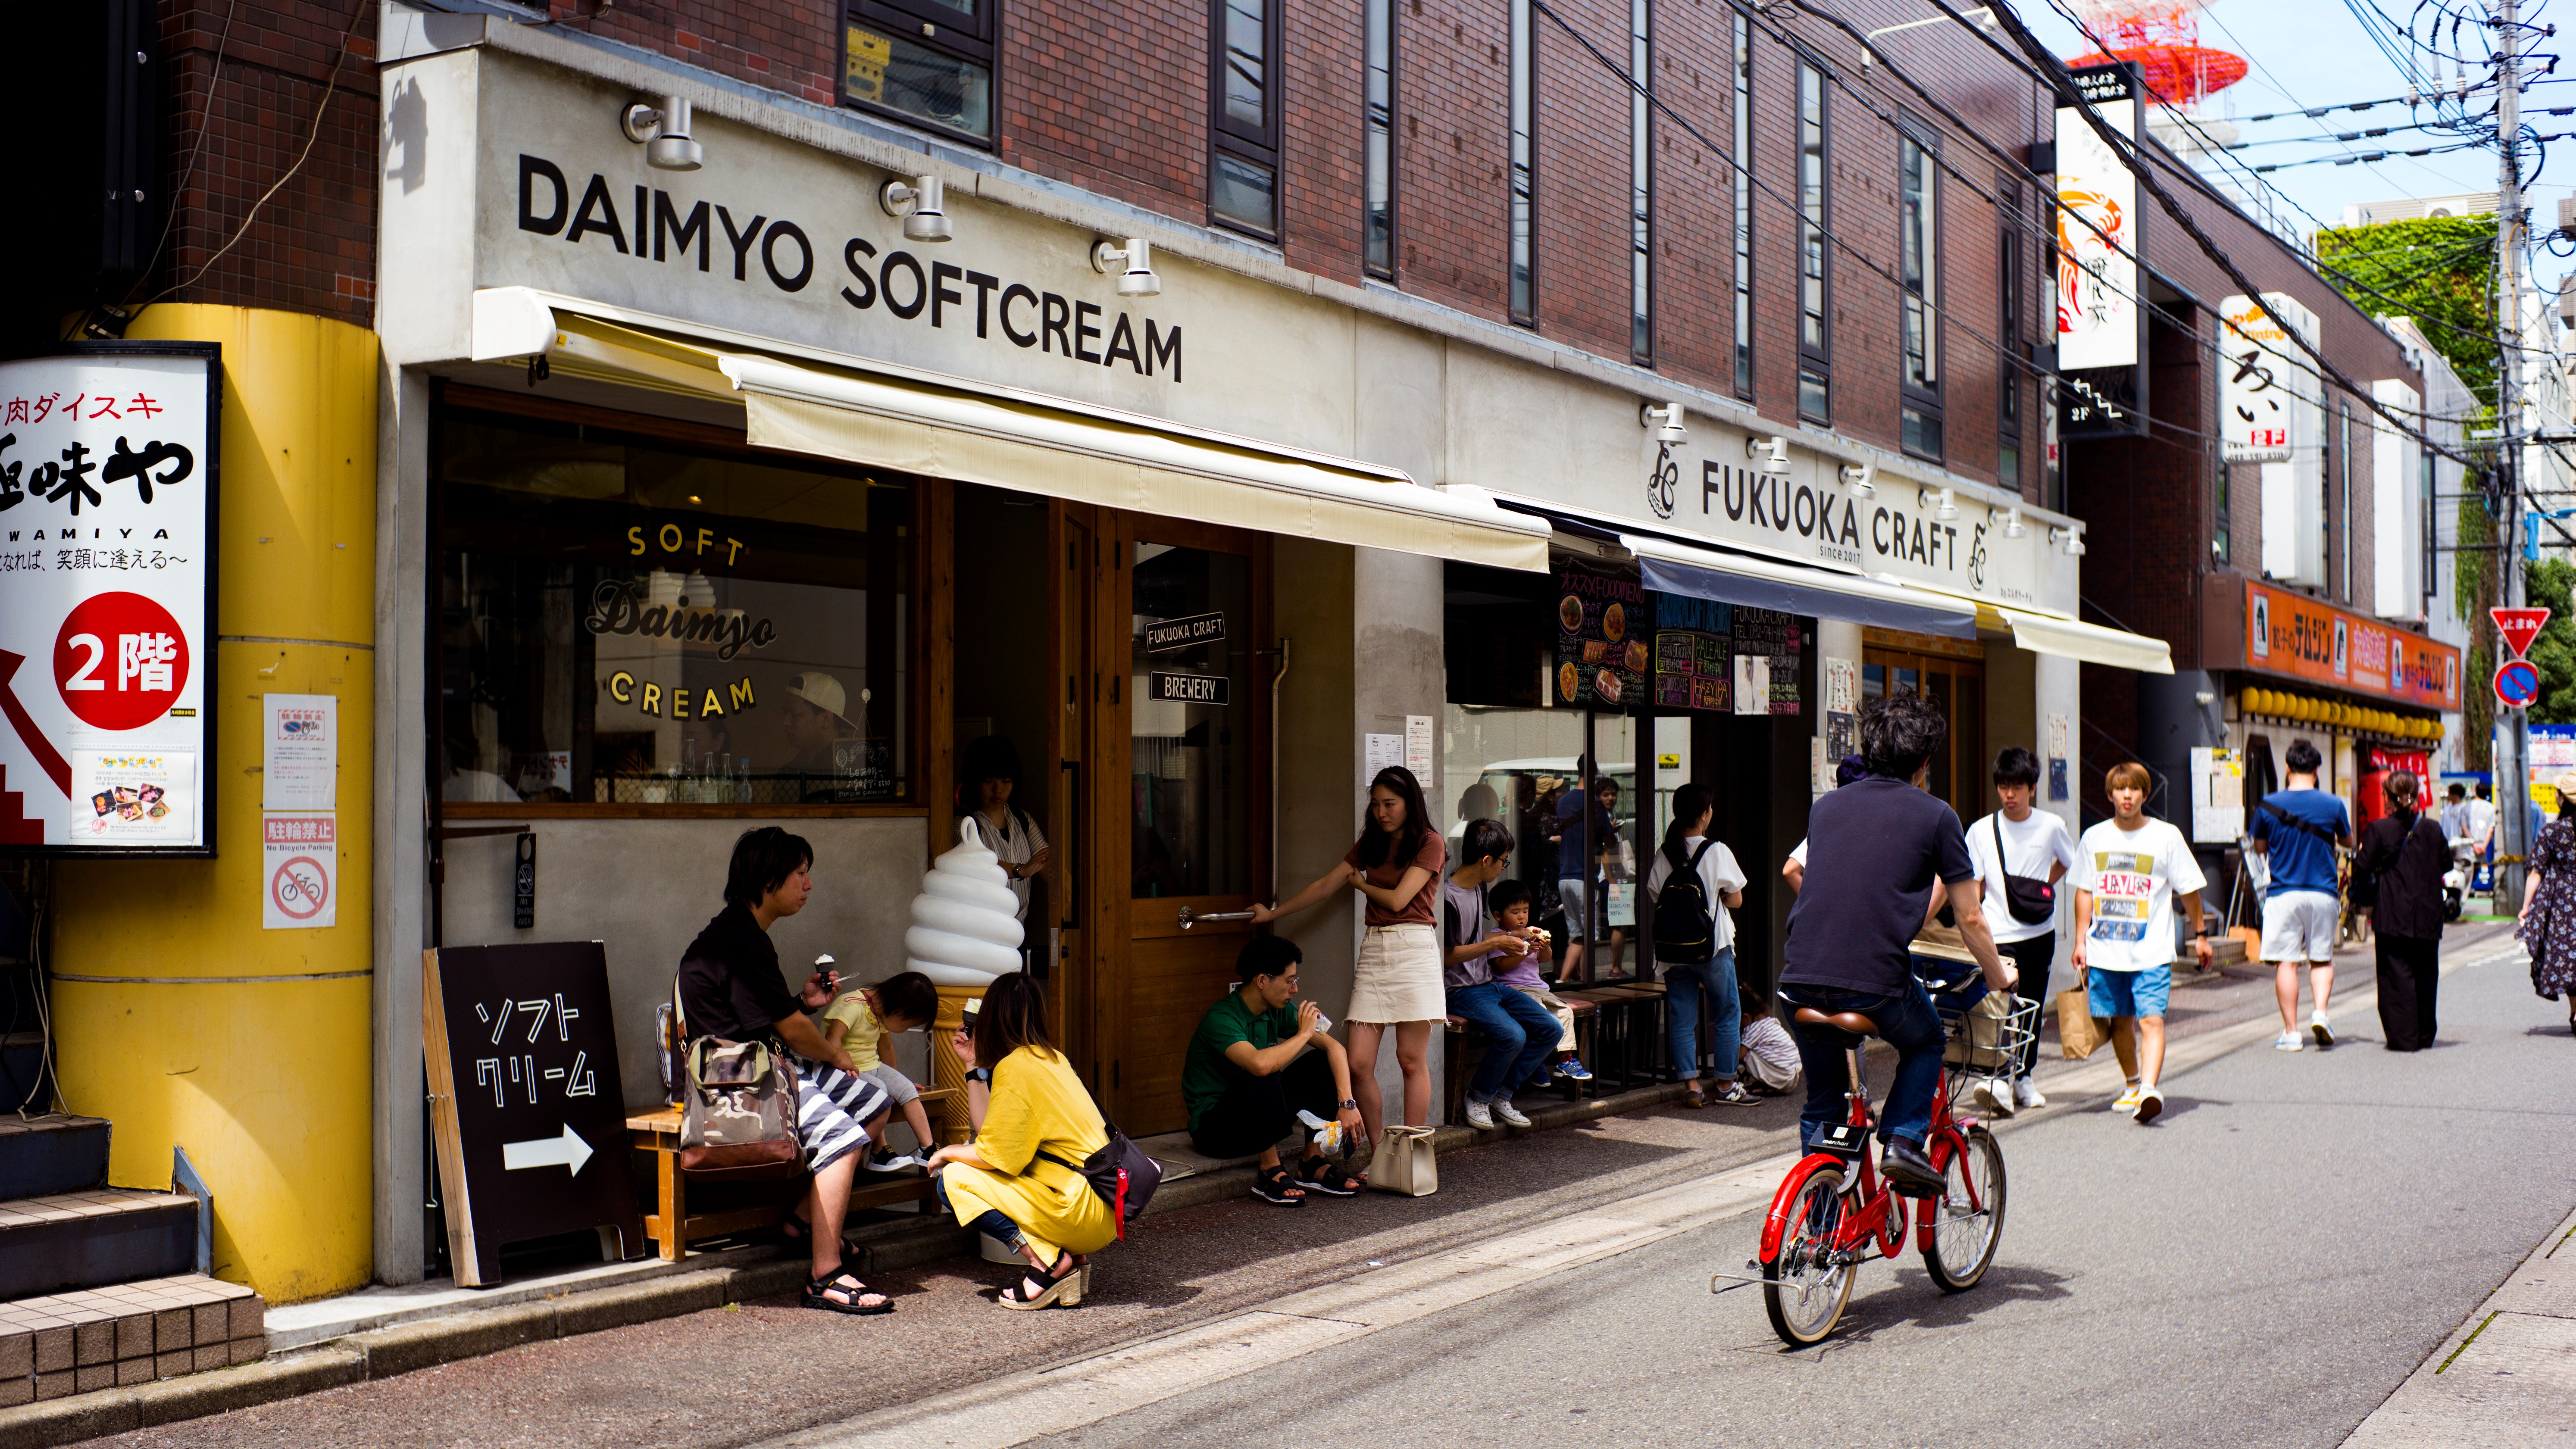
[{"xmin": 764, "ymin": 945, "xmax": 2517, "ymax": 1449}]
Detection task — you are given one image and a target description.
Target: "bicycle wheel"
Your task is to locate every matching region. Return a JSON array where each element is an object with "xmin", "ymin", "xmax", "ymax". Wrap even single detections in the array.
[
  {"xmin": 1763, "ymin": 1165, "xmax": 1855, "ymax": 1346},
  {"xmin": 1922, "ymin": 1127, "xmax": 2006, "ymax": 1292}
]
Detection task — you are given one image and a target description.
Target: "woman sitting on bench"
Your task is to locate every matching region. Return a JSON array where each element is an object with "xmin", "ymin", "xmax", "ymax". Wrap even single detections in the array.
[{"xmin": 925, "ymin": 972, "xmax": 1117, "ymax": 1310}]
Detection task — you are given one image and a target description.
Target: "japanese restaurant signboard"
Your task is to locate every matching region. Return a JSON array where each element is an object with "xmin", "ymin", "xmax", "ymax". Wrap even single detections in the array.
[
  {"xmin": 0, "ymin": 346, "xmax": 220, "ymax": 854},
  {"xmin": 2244, "ymin": 580, "xmax": 2460, "ymax": 711}
]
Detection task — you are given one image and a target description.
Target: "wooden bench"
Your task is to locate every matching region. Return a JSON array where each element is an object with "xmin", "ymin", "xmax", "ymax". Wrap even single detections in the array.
[
  {"xmin": 1440, "ymin": 995, "xmax": 1601, "ymax": 1124},
  {"xmin": 628, "ymin": 1087, "xmax": 963, "ymax": 1262}
]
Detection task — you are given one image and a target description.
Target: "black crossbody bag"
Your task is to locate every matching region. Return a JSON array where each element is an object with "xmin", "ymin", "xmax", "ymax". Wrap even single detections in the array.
[{"xmin": 1991, "ymin": 814, "xmax": 2059, "ymax": 926}]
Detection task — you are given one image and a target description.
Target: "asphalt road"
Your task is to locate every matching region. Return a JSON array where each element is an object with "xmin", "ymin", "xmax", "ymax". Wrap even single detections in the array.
[
  {"xmin": 77, "ymin": 927, "xmax": 2573, "ymax": 1449},
  {"xmin": 991, "ymin": 931, "xmax": 2576, "ymax": 1449}
]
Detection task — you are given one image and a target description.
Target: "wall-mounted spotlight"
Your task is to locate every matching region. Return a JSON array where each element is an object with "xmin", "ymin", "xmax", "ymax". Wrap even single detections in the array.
[
  {"xmin": 1091, "ymin": 238, "xmax": 1161, "ymax": 297},
  {"xmin": 1838, "ymin": 461, "xmax": 1876, "ymax": 496},
  {"xmin": 1746, "ymin": 435, "xmax": 1792, "ymax": 476},
  {"xmin": 1920, "ymin": 486, "xmax": 1958, "ymax": 521},
  {"xmin": 880, "ymin": 175, "xmax": 952, "ymax": 242},
  {"xmin": 1998, "ymin": 506, "xmax": 2026, "ymax": 537},
  {"xmin": 620, "ymin": 95, "xmax": 703, "ymax": 171},
  {"xmin": 2051, "ymin": 525, "xmax": 2087, "ymax": 556},
  {"xmin": 1640, "ymin": 402, "xmax": 1687, "ymax": 445}
]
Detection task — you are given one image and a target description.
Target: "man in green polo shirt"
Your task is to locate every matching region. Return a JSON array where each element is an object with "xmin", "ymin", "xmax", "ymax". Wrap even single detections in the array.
[{"xmin": 1184, "ymin": 936, "xmax": 1367, "ymax": 1205}]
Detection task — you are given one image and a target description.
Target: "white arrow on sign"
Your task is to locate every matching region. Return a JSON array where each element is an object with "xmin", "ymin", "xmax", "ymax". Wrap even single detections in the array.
[{"xmin": 502, "ymin": 1124, "xmax": 594, "ymax": 1175}]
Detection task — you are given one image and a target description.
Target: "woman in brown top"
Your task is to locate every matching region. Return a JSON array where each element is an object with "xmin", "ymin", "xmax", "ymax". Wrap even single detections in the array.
[{"xmin": 1254, "ymin": 766, "xmax": 1447, "ymax": 1151}]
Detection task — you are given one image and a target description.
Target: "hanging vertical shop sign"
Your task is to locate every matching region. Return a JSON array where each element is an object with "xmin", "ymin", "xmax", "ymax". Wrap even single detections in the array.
[
  {"xmin": 1554, "ymin": 557, "xmax": 1645, "ymax": 708},
  {"xmin": 2221, "ymin": 294, "xmax": 2327, "ymax": 586},
  {"xmin": 2054, "ymin": 63, "xmax": 2148, "ymax": 438},
  {"xmin": 0, "ymin": 345, "xmax": 220, "ymax": 854}
]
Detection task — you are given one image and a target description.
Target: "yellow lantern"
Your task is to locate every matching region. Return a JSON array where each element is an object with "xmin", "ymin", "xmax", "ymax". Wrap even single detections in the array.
[{"xmin": 2245, "ymin": 688, "xmax": 2267, "ymax": 716}]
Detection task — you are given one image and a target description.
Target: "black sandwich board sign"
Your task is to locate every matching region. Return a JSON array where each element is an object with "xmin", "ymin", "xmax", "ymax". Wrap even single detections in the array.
[{"xmin": 423, "ymin": 941, "xmax": 642, "ymax": 1287}]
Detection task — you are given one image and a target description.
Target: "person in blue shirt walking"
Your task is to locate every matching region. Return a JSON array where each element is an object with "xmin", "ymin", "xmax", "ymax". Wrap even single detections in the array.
[{"xmin": 2248, "ymin": 740, "xmax": 2354, "ymax": 1050}]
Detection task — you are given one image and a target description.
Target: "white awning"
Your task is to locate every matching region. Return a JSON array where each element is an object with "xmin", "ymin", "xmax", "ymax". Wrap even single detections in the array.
[
  {"xmin": 467, "ymin": 287, "xmax": 1552, "ymax": 571},
  {"xmin": 1988, "ymin": 606, "xmax": 2175, "ymax": 675}
]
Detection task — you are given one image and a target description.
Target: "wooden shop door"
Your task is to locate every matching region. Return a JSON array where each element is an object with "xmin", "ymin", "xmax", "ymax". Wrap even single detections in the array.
[{"xmin": 1084, "ymin": 512, "xmax": 1272, "ymax": 1135}]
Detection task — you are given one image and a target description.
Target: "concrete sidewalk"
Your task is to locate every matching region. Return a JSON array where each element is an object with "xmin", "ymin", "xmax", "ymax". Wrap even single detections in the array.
[{"xmin": 2344, "ymin": 1184, "xmax": 2576, "ymax": 1444}]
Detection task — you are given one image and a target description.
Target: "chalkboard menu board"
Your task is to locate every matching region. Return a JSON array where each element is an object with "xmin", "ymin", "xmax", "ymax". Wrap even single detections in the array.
[
  {"xmin": 1648, "ymin": 594, "xmax": 1806, "ymax": 715},
  {"xmin": 1553, "ymin": 558, "xmax": 1646, "ymax": 708},
  {"xmin": 424, "ymin": 942, "xmax": 643, "ymax": 1287}
]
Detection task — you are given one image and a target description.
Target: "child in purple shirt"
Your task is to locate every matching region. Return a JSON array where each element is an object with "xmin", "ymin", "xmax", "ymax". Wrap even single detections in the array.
[{"xmin": 1487, "ymin": 879, "xmax": 1593, "ymax": 1085}]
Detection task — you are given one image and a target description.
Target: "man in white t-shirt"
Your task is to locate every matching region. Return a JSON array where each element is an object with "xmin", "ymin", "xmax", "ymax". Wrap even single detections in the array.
[
  {"xmin": 1645, "ymin": 783, "xmax": 1751, "ymax": 1106},
  {"xmin": 2074, "ymin": 762, "xmax": 2214, "ymax": 1126},
  {"xmin": 1965, "ymin": 746, "xmax": 2080, "ymax": 1115}
]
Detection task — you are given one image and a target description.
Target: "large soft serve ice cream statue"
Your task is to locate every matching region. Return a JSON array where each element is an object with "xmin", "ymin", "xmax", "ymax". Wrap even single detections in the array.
[{"xmin": 904, "ymin": 817, "xmax": 1024, "ymax": 985}]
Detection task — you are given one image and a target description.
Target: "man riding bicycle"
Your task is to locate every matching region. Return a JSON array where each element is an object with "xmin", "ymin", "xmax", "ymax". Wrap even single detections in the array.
[{"xmin": 1779, "ymin": 692, "xmax": 2017, "ymax": 1195}]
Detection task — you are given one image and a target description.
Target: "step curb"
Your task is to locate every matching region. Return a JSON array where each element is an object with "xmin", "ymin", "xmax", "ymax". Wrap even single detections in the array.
[{"xmin": 0, "ymin": 1080, "xmax": 1685, "ymax": 1449}]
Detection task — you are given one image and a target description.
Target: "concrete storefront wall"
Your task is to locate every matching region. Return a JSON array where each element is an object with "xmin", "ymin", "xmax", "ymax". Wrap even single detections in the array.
[
  {"xmin": 1271, "ymin": 538, "xmax": 1362, "ymax": 1073},
  {"xmin": 438, "ymin": 816, "xmax": 926, "ymax": 1112}
]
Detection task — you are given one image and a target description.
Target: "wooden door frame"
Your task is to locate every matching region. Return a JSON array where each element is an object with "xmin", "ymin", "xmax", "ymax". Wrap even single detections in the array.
[
  {"xmin": 1861, "ymin": 643, "xmax": 1986, "ymax": 822},
  {"xmin": 1093, "ymin": 509, "xmax": 1275, "ymax": 1126}
]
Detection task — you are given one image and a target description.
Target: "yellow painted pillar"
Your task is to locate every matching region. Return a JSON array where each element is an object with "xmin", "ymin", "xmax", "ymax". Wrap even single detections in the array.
[{"xmin": 51, "ymin": 306, "xmax": 377, "ymax": 1305}]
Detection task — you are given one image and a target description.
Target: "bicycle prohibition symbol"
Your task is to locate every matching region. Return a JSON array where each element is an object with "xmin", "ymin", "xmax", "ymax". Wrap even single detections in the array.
[
  {"xmin": 1716, "ymin": 965, "xmax": 2026, "ymax": 1346},
  {"xmin": 271, "ymin": 855, "xmax": 330, "ymax": 921}
]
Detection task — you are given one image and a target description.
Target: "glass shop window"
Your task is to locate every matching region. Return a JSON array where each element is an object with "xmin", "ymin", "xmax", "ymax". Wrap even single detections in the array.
[{"xmin": 436, "ymin": 408, "xmax": 913, "ymax": 809}]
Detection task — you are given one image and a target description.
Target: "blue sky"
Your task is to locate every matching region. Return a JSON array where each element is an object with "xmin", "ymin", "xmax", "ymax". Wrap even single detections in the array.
[{"xmin": 2018, "ymin": 0, "xmax": 2572, "ymax": 294}]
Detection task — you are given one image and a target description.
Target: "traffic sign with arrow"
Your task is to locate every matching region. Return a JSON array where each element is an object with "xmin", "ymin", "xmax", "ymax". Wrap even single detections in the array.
[{"xmin": 2494, "ymin": 606, "xmax": 2553, "ymax": 658}]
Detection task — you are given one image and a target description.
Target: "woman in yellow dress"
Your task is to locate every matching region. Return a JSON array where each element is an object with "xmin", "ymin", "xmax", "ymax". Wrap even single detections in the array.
[{"xmin": 925, "ymin": 972, "xmax": 1115, "ymax": 1309}]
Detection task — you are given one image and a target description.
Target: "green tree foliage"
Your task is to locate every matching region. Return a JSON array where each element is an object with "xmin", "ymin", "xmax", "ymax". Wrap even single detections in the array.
[
  {"xmin": 2313, "ymin": 215, "xmax": 2498, "ymax": 410},
  {"xmin": 2461, "ymin": 488, "xmax": 2497, "ymax": 769},
  {"xmin": 2523, "ymin": 558, "xmax": 2576, "ymax": 725}
]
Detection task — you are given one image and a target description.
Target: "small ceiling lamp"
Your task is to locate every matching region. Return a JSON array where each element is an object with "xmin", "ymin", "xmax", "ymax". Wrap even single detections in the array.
[
  {"xmin": 620, "ymin": 95, "xmax": 703, "ymax": 171},
  {"xmin": 880, "ymin": 175, "xmax": 953, "ymax": 242},
  {"xmin": 1639, "ymin": 402, "xmax": 1687, "ymax": 445},
  {"xmin": 1838, "ymin": 461, "xmax": 1876, "ymax": 496},
  {"xmin": 1747, "ymin": 435, "xmax": 1793, "ymax": 476},
  {"xmin": 1091, "ymin": 238, "xmax": 1161, "ymax": 297}
]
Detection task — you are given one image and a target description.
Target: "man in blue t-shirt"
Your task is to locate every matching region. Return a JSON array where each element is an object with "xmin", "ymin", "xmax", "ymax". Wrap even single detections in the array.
[
  {"xmin": 1780, "ymin": 693, "xmax": 2015, "ymax": 1196},
  {"xmin": 1553, "ymin": 768, "xmax": 1623, "ymax": 982},
  {"xmin": 2247, "ymin": 739, "xmax": 2354, "ymax": 1051}
]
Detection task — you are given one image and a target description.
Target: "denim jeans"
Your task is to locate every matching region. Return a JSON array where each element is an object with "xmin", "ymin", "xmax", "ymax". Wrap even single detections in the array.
[
  {"xmin": 1446, "ymin": 981, "xmax": 1561, "ymax": 1103},
  {"xmin": 1777, "ymin": 977, "xmax": 1945, "ymax": 1152},
  {"xmin": 1663, "ymin": 949, "xmax": 1741, "ymax": 1083}
]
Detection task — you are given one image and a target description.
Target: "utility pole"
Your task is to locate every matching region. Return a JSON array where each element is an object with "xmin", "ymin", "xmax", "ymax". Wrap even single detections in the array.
[{"xmin": 2497, "ymin": 0, "xmax": 2531, "ymax": 910}]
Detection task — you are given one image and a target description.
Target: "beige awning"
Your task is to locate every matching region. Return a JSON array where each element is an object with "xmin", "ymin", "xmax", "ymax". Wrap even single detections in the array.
[
  {"xmin": 468, "ymin": 287, "xmax": 1552, "ymax": 571},
  {"xmin": 1980, "ymin": 605, "xmax": 2175, "ymax": 674}
]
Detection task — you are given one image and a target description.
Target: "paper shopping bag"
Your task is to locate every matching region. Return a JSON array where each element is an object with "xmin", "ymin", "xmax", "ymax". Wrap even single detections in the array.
[
  {"xmin": 1943, "ymin": 991, "xmax": 2015, "ymax": 1072},
  {"xmin": 1370, "ymin": 1125, "xmax": 1439, "ymax": 1196},
  {"xmin": 2055, "ymin": 988, "xmax": 2106, "ymax": 1060}
]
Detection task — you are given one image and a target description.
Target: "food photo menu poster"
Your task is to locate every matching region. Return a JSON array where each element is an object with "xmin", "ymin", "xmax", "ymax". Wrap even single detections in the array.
[
  {"xmin": 1553, "ymin": 559, "xmax": 1645, "ymax": 708},
  {"xmin": 0, "ymin": 347, "xmax": 219, "ymax": 854}
]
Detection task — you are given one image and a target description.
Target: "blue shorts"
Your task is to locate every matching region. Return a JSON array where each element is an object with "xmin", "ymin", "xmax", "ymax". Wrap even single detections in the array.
[{"xmin": 2087, "ymin": 965, "xmax": 2171, "ymax": 1020}]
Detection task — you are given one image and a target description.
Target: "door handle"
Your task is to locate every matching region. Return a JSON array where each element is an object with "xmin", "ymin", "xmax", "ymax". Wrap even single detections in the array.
[{"xmin": 1177, "ymin": 906, "xmax": 1257, "ymax": 930}]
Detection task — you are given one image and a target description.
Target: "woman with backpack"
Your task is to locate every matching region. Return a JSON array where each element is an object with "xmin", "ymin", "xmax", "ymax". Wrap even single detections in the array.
[{"xmin": 1643, "ymin": 783, "xmax": 1750, "ymax": 1107}]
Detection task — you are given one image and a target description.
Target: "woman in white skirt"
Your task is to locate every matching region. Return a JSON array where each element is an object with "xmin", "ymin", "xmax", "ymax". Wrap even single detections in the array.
[{"xmin": 1254, "ymin": 765, "xmax": 1447, "ymax": 1157}]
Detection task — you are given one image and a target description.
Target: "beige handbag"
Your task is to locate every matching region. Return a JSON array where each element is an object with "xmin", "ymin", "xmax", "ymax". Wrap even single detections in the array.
[{"xmin": 1371, "ymin": 1124, "xmax": 1439, "ymax": 1196}]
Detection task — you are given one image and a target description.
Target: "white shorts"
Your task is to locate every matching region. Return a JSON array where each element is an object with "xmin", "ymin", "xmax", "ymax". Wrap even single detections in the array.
[{"xmin": 2260, "ymin": 890, "xmax": 2340, "ymax": 963}]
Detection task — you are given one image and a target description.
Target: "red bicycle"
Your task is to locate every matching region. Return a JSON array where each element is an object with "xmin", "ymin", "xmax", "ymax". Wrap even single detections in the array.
[{"xmin": 1751, "ymin": 983, "xmax": 2023, "ymax": 1346}]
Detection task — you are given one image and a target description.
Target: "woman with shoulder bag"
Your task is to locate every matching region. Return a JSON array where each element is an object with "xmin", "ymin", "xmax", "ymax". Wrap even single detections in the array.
[
  {"xmin": 2363, "ymin": 770, "xmax": 2452, "ymax": 1050},
  {"xmin": 925, "ymin": 972, "xmax": 1117, "ymax": 1309}
]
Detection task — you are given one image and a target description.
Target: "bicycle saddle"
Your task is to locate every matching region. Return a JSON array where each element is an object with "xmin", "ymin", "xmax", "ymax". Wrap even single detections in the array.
[{"xmin": 1793, "ymin": 1007, "xmax": 1879, "ymax": 1036}]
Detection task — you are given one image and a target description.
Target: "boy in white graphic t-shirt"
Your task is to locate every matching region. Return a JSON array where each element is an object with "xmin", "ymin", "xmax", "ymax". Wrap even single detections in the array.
[{"xmin": 2073, "ymin": 762, "xmax": 2215, "ymax": 1126}]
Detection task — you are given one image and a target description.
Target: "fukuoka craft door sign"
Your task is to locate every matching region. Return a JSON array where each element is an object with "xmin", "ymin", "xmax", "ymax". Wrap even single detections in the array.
[{"xmin": 0, "ymin": 345, "xmax": 220, "ymax": 853}]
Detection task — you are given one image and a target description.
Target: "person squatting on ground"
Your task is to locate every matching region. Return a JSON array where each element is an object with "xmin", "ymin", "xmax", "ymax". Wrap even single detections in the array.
[
  {"xmin": 820, "ymin": 970, "xmax": 941, "ymax": 1171},
  {"xmin": 1644, "ymin": 782, "xmax": 1753, "ymax": 1108},
  {"xmin": 1486, "ymin": 878, "xmax": 1592, "ymax": 1087},
  {"xmin": 926, "ymin": 971, "xmax": 1118, "ymax": 1310},
  {"xmin": 2248, "ymin": 740, "xmax": 2353, "ymax": 1051},
  {"xmin": 2073, "ymin": 763, "xmax": 2215, "ymax": 1124},
  {"xmin": 676, "ymin": 827, "xmax": 896, "ymax": 1314},
  {"xmin": 1965, "ymin": 746, "xmax": 2079, "ymax": 1115},
  {"xmin": 2358, "ymin": 768, "xmax": 2448, "ymax": 1052},
  {"xmin": 1778, "ymin": 693, "xmax": 2016, "ymax": 1196},
  {"xmin": 1181, "ymin": 935, "xmax": 1368, "ymax": 1204},
  {"xmin": 1254, "ymin": 765, "xmax": 1445, "ymax": 1152},
  {"xmin": 1442, "ymin": 819, "xmax": 1562, "ymax": 1131}
]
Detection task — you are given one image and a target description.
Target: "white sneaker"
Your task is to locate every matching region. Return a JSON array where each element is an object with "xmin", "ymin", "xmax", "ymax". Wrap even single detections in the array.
[
  {"xmin": 2111, "ymin": 1084, "xmax": 2142, "ymax": 1115},
  {"xmin": 1464, "ymin": 1099, "xmax": 1495, "ymax": 1130},
  {"xmin": 1491, "ymin": 1099, "xmax": 1532, "ymax": 1128},
  {"xmin": 2014, "ymin": 1077, "xmax": 2047, "ymax": 1109},
  {"xmin": 2132, "ymin": 1085, "xmax": 2164, "ymax": 1126},
  {"xmin": 2273, "ymin": 1032, "xmax": 2305, "ymax": 1052},
  {"xmin": 2310, "ymin": 1012, "xmax": 2335, "ymax": 1049},
  {"xmin": 1971, "ymin": 1077, "xmax": 2015, "ymax": 1117}
]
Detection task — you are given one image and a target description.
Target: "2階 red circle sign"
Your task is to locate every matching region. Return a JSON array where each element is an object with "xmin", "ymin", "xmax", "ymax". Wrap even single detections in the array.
[
  {"xmin": 271, "ymin": 855, "xmax": 330, "ymax": 920},
  {"xmin": 52, "ymin": 592, "xmax": 190, "ymax": 731}
]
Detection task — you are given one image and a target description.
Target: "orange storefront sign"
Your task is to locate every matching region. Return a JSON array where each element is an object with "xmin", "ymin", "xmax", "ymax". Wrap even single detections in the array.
[{"xmin": 2244, "ymin": 580, "xmax": 2460, "ymax": 710}]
